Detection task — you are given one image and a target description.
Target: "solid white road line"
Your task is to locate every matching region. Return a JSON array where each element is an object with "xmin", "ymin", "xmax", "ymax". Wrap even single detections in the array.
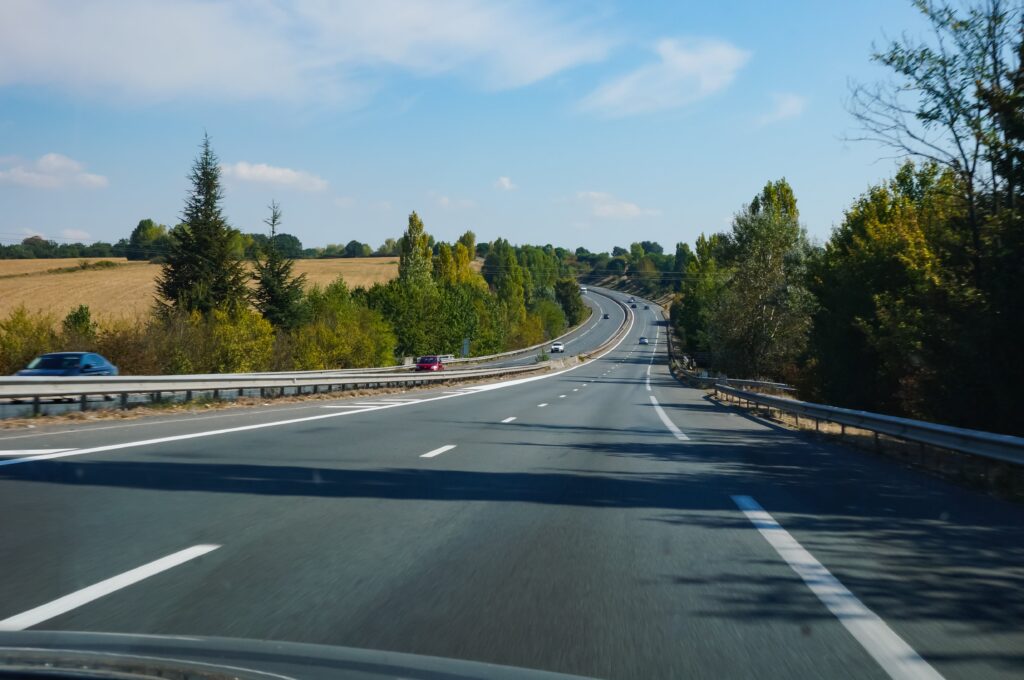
[
  {"xmin": 645, "ymin": 376, "xmax": 651, "ymax": 391},
  {"xmin": 732, "ymin": 496, "xmax": 944, "ymax": 680},
  {"xmin": 538, "ymin": 403, "xmax": 548, "ymax": 408},
  {"xmin": 320, "ymin": 405, "xmax": 380, "ymax": 410},
  {"xmin": 501, "ymin": 417, "xmax": 517, "ymax": 423},
  {"xmin": 0, "ymin": 544, "xmax": 220, "ymax": 631},
  {"xmin": 0, "ymin": 449, "xmax": 74, "ymax": 457},
  {"xmin": 649, "ymin": 395, "xmax": 689, "ymax": 441},
  {"xmin": 420, "ymin": 444, "xmax": 457, "ymax": 459}
]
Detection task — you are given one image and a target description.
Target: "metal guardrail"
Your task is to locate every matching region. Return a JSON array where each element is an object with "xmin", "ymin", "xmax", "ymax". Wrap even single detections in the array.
[
  {"xmin": 0, "ymin": 364, "xmax": 546, "ymax": 416},
  {"xmin": 714, "ymin": 384, "xmax": 1024, "ymax": 466},
  {"xmin": 0, "ymin": 288, "xmax": 626, "ymax": 418},
  {"xmin": 718, "ymin": 378, "xmax": 795, "ymax": 392}
]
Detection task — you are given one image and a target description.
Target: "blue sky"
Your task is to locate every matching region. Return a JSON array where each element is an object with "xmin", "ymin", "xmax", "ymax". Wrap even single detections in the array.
[{"xmin": 0, "ymin": 1, "xmax": 930, "ymax": 252}]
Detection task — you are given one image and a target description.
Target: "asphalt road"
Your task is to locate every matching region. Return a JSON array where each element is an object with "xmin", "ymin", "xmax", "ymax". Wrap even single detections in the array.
[{"xmin": 0, "ymin": 288, "xmax": 1021, "ymax": 680}]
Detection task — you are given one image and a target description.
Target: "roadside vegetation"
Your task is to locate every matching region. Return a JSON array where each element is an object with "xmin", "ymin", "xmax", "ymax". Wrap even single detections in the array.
[{"xmin": 0, "ymin": 135, "xmax": 585, "ymax": 375}]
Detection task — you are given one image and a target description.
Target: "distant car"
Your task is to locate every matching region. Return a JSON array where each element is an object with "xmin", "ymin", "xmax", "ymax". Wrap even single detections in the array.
[
  {"xmin": 415, "ymin": 355, "xmax": 445, "ymax": 372},
  {"xmin": 602, "ymin": 313, "xmax": 610, "ymax": 319},
  {"xmin": 630, "ymin": 303, "xmax": 637, "ymax": 309},
  {"xmin": 628, "ymin": 297, "xmax": 635, "ymax": 303},
  {"xmin": 16, "ymin": 352, "xmax": 118, "ymax": 377},
  {"xmin": 639, "ymin": 337, "xmax": 649, "ymax": 345},
  {"xmin": 437, "ymin": 354, "xmax": 455, "ymax": 363},
  {"xmin": 550, "ymin": 342, "xmax": 565, "ymax": 353},
  {"xmin": 644, "ymin": 304, "xmax": 650, "ymax": 310},
  {"xmin": 579, "ymin": 286, "xmax": 588, "ymax": 293}
]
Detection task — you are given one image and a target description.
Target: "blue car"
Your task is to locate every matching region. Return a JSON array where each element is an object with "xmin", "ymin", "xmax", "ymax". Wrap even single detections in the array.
[{"xmin": 16, "ymin": 352, "xmax": 118, "ymax": 377}]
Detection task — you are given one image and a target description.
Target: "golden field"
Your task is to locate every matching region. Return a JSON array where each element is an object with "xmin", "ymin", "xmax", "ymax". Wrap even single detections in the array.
[{"xmin": 0, "ymin": 257, "xmax": 400, "ymax": 320}]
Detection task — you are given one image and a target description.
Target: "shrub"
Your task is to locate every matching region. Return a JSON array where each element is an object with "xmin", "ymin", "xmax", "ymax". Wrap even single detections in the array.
[
  {"xmin": 61, "ymin": 304, "xmax": 98, "ymax": 349},
  {"xmin": 0, "ymin": 306, "xmax": 59, "ymax": 374},
  {"xmin": 207, "ymin": 308, "xmax": 274, "ymax": 373}
]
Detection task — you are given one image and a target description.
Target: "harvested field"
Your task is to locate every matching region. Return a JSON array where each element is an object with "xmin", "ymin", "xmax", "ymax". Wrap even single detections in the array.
[{"xmin": 0, "ymin": 257, "xmax": 400, "ymax": 320}]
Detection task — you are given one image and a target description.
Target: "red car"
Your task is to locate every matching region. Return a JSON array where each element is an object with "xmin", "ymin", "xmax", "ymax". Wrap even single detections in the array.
[{"xmin": 415, "ymin": 355, "xmax": 445, "ymax": 372}]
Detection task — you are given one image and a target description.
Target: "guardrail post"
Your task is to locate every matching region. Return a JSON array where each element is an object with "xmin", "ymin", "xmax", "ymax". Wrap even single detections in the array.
[
  {"xmin": 80, "ymin": 394, "xmax": 87, "ymax": 411},
  {"xmin": 213, "ymin": 389, "xmax": 219, "ymax": 401},
  {"xmin": 120, "ymin": 393, "xmax": 128, "ymax": 409},
  {"xmin": 238, "ymin": 388, "xmax": 244, "ymax": 399},
  {"xmin": 33, "ymin": 396, "xmax": 40, "ymax": 416},
  {"xmin": 259, "ymin": 387, "xmax": 265, "ymax": 399}
]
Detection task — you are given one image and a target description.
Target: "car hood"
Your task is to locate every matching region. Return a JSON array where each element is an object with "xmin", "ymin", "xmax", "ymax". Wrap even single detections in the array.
[
  {"xmin": 15, "ymin": 369, "xmax": 76, "ymax": 377},
  {"xmin": 0, "ymin": 631, "xmax": 596, "ymax": 680}
]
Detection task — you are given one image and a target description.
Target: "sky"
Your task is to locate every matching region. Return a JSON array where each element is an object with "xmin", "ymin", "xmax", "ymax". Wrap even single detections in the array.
[{"xmin": 0, "ymin": 0, "xmax": 932, "ymax": 253}]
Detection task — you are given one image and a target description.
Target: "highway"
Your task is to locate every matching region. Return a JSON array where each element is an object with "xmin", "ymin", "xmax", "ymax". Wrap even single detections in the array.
[{"xmin": 0, "ymin": 288, "xmax": 1022, "ymax": 679}]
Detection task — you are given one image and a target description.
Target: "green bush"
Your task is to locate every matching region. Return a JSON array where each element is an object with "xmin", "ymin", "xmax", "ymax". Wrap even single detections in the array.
[
  {"xmin": 0, "ymin": 306, "xmax": 59, "ymax": 374},
  {"xmin": 208, "ymin": 308, "xmax": 274, "ymax": 373},
  {"xmin": 531, "ymin": 298, "xmax": 567, "ymax": 340},
  {"xmin": 61, "ymin": 304, "xmax": 98, "ymax": 349}
]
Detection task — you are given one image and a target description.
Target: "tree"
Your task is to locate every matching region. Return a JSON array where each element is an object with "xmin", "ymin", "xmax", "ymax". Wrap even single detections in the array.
[
  {"xmin": 612, "ymin": 246, "xmax": 628, "ymax": 257},
  {"xmin": 640, "ymin": 240, "xmax": 664, "ymax": 255},
  {"xmin": 344, "ymin": 240, "xmax": 370, "ymax": 258},
  {"xmin": 375, "ymin": 238, "xmax": 400, "ymax": 256},
  {"xmin": 433, "ymin": 243, "xmax": 457, "ymax": 284},
  {"xmin": 848, "ymin": 0, "xmax": 1021, "ymax": 277},
  {"xmin": 482, "ymin": 238, "xmax": 527, "ymax": 333},
  {"xmin": 554, "ymin": 278, "xmax": 586, "ymax": 326},
  {"xmin": 398, "ymin": 211, "xmax": 433, "ymax": 287},
  {"xmin": 157, "ymin": 134, "xmax": 249, "ymax": 314},
  {"xmin": 271, "ymin": 233, "xmax": 303, "ymax": 258},
  {"xmin": 698, "ymin": 180, "xmax": 814, "ymax": 379},
  {"xmin": 251, "ymin": 201, "xmax": 308, "ymax": 329},
  {"xmin": 61, "ymin": 304, "xmax": 98, "ymax": 348},
  {"xmin": 127, "ymin": 219, "xmax": 171, "ymax": 261},
  {"xmin": 457, "ymin": 230, "xmax": 477, "ymax": 256}
]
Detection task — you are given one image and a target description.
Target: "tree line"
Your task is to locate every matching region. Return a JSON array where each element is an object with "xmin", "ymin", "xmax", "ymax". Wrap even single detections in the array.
[
  {"xmin": 0, "ymin": 135, "xmax": 586, "ymax": 375},
  {"xmin": 666, "ymin": 0, "xmax": 1024, "ymax": 437}
]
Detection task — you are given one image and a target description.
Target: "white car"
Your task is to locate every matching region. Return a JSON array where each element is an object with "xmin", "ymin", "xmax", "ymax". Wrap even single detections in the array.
[{"xmin": 550, "ymin": 342, "xmax": 565, "ymax": 353}]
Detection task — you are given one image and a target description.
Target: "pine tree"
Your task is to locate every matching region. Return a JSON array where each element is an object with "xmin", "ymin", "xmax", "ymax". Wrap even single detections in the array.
[
  {"xmin": 157, "ymin": 133, "xmax": 248, "ymax": 315},
  {"xmin": 251, "ymin": 201, "xmax": 307, "ymax": 329}
]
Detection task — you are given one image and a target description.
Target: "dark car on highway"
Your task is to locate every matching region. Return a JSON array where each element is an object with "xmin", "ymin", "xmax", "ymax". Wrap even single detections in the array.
[
  {"xmin": 415, "ymin": 355, "xmax": 445, "ymax": 372},
  {"xmin": 16, "ymin": 352, "xmax": 118, "ymax": 377},
  {"xmin": 602, "ymin": 313, "xmax": 610, "ymax": 319}
]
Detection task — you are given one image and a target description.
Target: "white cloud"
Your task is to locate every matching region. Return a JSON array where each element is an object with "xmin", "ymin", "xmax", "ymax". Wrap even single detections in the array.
[
  {"xmin": 577, "ymin": 191, "xmax": 660, "ymax": 219},
  {"xmin": 220, "ymin": 162, "xmax": 328, "ymax": 192},
  {"xmin": 494, "ymin": 176, "xmax": 517, "ymax": 191},
  {"xmin": 757, "ymin": 93, "xmax": 807, "ymax": 125},
  {"xmin": 0, "ymin": 1, "xmax": 611, "ymax": 104},
  {"xmin": 579, "ymin": 38, "xmax": 749, "ymax": 117},
  {"xmin": 434, "ymin": 189, "xmax": 477, "ymax": 208},
  {"xmin": 61, "ymin": 228, "xmax": 91, "ymax": 241},
  {"xmin": 0, "ymin": 153, "xmax": 108, "ymax": 189}
]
